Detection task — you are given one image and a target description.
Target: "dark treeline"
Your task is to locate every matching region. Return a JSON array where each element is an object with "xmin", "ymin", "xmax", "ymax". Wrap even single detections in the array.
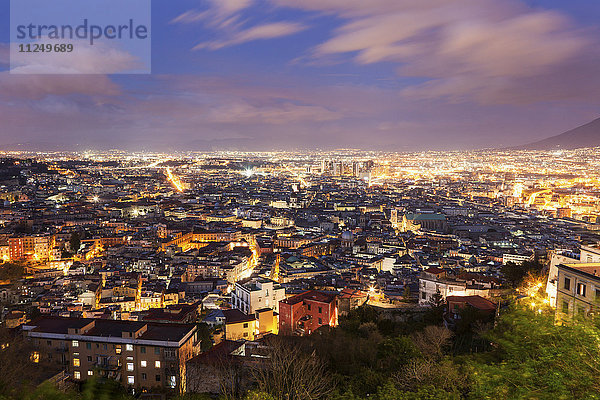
[{"xmin": 2, "ymin": 300, "xmax": 600, "ymax": 400}]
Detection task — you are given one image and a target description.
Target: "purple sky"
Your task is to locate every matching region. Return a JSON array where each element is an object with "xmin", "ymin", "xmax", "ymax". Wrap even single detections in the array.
[{"xmin": 2, "ymin": 0, "xmax": 600, "ymax": 151}]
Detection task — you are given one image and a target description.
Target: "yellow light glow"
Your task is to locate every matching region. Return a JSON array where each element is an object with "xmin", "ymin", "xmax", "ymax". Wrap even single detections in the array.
[{"xmin": 165, "ymin": 167, "xmax": 184, "ymax": 192}]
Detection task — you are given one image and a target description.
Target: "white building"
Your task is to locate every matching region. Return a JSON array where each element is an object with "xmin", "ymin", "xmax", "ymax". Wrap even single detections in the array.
[
  {"xmin": 502, "ymin": 253, "xmax": 533, "ymax": 265},
  {"xmin": 546, "ymin": 245, "xmax": 600, "ymax": 307},
  {"xmin": 231, "ymin": 278, "xmax": 285, "ymax": 314},
  {"xmin": 418, "ymin": 267, "xmax": 495, "ymax": 306}
]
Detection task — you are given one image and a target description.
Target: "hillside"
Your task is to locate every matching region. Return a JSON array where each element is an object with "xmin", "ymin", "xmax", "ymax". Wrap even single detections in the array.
[{"xmin": 517, "ymin": 117, "xmax": 600, "ymax": 150}]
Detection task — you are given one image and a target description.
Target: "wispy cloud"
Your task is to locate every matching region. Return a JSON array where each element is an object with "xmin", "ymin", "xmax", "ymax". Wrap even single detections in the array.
[
  {"xmin": 172, "ymin": 0, "xmax": 306, "ymax": 50},
  {"xmin": 193, "ymin": 21, "xmax": 307, "ymax": 50},
  {"xmin": 170, "ymin": 10, "xmax": 210, "ymax": 24},
  {"xmin": 171, "ymin": 0, "xmax": 252, "ymax": 26},
  {"xmin": 272, "ymin": 0, "xmax": 600, "ymax": 104}
]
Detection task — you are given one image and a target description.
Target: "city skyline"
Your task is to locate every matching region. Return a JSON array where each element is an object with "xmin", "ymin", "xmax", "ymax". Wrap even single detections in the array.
[
  {"xmin": 2, "ymin": 0, "xmax": 600, "ymax": 151},
  {"xmin": 3, "ymin": 2, "xmax": 600, "ymax": 398}
]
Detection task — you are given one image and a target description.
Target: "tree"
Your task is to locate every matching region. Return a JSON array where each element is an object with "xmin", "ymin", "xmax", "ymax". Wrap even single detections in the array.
[
  {"xmin": 195, "ymin": 323, "xmax": 214, "ymax": 352},
  {"xmin": 501, "ymin": 261, "xmax": 527, "ymax": 287},
  {"xmin": 410, "ymin": 325, "xmax": 452, "ymax": 359},
  {"xmin": 250, "ymin": 337, "xmax": 333, "ymax": 400},
  {"xmin": 424, "ymin": 290, "xmax": 446, "ymax": 323},
  {"xmin": 501, "ymin": 257, "xmax": 545, "ymax": 288},
  {"xmin": 468, "ymin": 304, "xmax": 600, "ymax": 399},
  {"xmin": 376, "ymin": 336, "xmax": 419, "ymax": 371},
  {"xmin": 0, "ymin": 262, "xmax": 24, "ymax": 283},
  {"xmin": 0, "ymin": 329, "xmax": 63, "ymax": 397},
  {"xmin": 70, "ymin": 232, "xmax": 81, "ymax": 253},
  {"xmin": 245, "ymin": 392, "xmax": 276, "ymax": 400},
  {"xmin": 403, "ymin": 285, "xmax": 411, "ymax": 301},
  {"xmin": 377, "ymin": 380, "xmax": 461, "ymax": 400}
]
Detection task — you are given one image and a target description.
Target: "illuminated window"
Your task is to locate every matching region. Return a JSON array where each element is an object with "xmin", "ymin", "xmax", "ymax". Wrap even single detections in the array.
[
  {"xmin": 127, "ymin": 363, "xmax": 134, "ymax": 371},
  {"xmin": 141, "ymin": 360, "xmax": 147, "ymax": 367},
  {"xmin": 87, "ymin": 370, "xmax": 93, "ymax": 376},
  {"xmin": 577, "ymin": 283, "xmax": 587, "ymax": 297},
  {"xmin": 127, "ymin": 376, "xmax": 134, "ymax": 385},
  {"xmin": 72, "ymin": 340, "xmax": 79, "ymax": 347},
  {"xmin": 126, "ymin": 344, "xmax": 134, "ymax": 351},
  {"xmin": 116, "ymin": 345, "xmax": 122, "ymax": 354},
  {"xmin": 168, "ymin": 375, "xmax": 176, "ymax": 388},
  {"xmin": 155, "ymin": 361, "xmax": 161, "ymax": 368},
  {"xmin": 73, "ymin": 358, "xmax": 80, "ymax": 367},
  {"xmin": 31, "ymin": 351, "xmax": 40, "ymax": 363},
  {"xmin": 74, "ymin": 371, "xmax": 81, "ymax": 380}
]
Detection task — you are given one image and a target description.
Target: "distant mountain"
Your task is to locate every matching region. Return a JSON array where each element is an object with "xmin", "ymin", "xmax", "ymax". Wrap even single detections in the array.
[{"xmin": 516, "ymin": 117, "xmax": 600, "ymax": 150}]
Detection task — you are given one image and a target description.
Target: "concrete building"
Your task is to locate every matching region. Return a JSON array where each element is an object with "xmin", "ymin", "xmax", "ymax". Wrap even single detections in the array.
[
  {"xmin": 223, "ymin": 308, "xmax": 278, "ymax": 341},
  {"xmin": 401, "ymin": 213, "xmax": 447, "ymax": 233},
  {"xmin": 278, "ymin": 290, "xmax": 338, "ymax": 335},
  {"xmin": 555, "ymin": 263, "xmax": 600, "ymax": 323},
  {"xmin": 231, "ymin": 278, "xmax": 285, "ymax": 314},
  {"xmin": 502, "ymin": 252, "xmax": 534, "ymax": 265},
  {"xmin": 547, "ymin": 245, "xmax": 600, "ymax": 308},
  {"xmin": 418, "ymin": 267, "xmax": 497, "ymax": 305},
  {"xmin": 23, "ymin": 316, "xmax": 200, "ymax": 392}
]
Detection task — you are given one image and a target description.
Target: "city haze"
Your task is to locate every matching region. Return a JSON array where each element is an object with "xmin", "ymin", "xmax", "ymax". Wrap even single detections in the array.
[{"xmin": 1, "ymin": 0, "xmax": 600, "ymax": 150}]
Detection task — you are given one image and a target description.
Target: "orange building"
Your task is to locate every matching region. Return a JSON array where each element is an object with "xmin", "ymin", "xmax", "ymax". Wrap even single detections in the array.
[{"xmin": 278, "ymin": 291, "xmax": 338, "ymax": 335}]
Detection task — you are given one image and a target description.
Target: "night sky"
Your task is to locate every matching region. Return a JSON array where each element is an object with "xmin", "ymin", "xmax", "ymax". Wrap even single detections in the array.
[{"xmin": 1, "ymin": 0, "xmax": 600, "ymax": 151}]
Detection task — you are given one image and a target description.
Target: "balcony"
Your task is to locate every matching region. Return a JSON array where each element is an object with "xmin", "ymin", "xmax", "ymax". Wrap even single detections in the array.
[{"xmin": 94, "ymin": 356, "xmax": 121, "ymax": 371}]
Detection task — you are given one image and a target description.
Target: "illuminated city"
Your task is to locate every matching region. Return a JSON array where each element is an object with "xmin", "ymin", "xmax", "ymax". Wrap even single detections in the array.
[
  {"xmin": 0, "ymin": 147, "xmax": 598, "ymax": 397},
  {"xmin": 3, "ymin": 0, "xmax": 600, "ymax": 398}
]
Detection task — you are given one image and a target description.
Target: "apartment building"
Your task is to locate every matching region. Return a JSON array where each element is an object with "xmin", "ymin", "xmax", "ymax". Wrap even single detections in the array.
[
  {"xmin": 546, "ymin": 245, "xmax": 600, "ymax": 307},
  {"xmin": 418, "ymin": 267, "xmax": 497, "ymax": 305},
  {"xmin": 555, "ymin": 263, "xmax": 600, "ymax": 322},
  {"xmin": 23, "ymin": 316, "xmax": 200, "ymax": 392},
  {"xmin": 231, "ymin": 277, "xmax": 285, "ymax": 314},
  {"xmin": 223, "ymin": 308, "xmax": 279, "ymax": 341},
  {"xmin": 8, "ymin": 234, "xmax": 54, "ymax": 261},
  {"xmin": 279, "ymin": 290, "xmax": 338, "ymax": 335}
]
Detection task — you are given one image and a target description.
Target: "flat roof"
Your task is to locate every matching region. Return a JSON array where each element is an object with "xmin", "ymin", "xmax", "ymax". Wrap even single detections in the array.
[{"xmin": 24, "ymin": 316, "xmax": 196, "ymax": 343}]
